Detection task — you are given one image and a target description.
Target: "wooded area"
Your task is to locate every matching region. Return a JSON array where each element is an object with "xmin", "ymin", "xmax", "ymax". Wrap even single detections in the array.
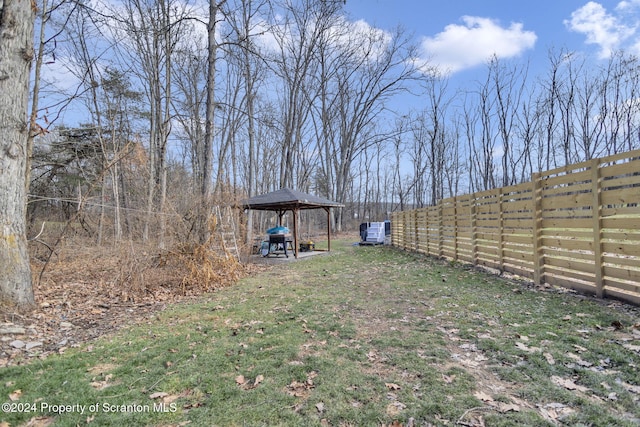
[
  {"xmin": 391, "ymin": 148, "xmax": 640, "ymax": 305},
  {"xmin": 2, "ymin": 0, "xmax": 640, "ymax": 306}
]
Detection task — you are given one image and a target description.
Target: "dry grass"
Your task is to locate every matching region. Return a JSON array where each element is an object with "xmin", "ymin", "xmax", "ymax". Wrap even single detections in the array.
[{"xmin": 27, "ymin": 208, "xmax": 250, "ymax": 304}]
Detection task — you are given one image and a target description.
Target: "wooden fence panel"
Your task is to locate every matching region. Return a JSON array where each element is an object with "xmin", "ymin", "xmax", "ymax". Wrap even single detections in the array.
[{"xmin": 390, "ymin": 148, "xmax": 640, "ymax": 306}]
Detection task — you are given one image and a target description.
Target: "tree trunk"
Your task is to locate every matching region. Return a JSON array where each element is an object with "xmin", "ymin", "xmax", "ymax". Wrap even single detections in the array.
[
  {"xmin": 0, "ymin": 0, "xmax": 36, "ymax": 307},
  {"xmin": 198, "ymin": 0, "xmax": 219, "ymax": 244}
]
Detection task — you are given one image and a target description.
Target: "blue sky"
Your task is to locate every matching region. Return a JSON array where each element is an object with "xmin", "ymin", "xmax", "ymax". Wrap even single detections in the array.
[
  {"xmin": 343, "ymin": 0, "xmax": 640, "ymax": 77},
  {"xmin": 43, "ymin": 0, "xmax": 640, "ymax": 126}
]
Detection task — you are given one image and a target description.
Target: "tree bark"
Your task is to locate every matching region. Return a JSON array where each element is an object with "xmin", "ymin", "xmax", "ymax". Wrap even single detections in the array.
[{"xmin": 0, "ymin": 0, "xmax": 36, "ymax": 307}]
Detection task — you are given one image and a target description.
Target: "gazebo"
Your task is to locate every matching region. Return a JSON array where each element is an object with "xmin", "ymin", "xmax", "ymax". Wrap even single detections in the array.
[{"xmin": 242, "ymin": 188, "xmax": 344, "ymax": 258}]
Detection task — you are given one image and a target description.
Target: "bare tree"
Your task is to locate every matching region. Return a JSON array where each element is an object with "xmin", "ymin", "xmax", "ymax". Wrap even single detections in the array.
[
  {"xmin": 0, "ymin": 0, "xmax": 36, "ymax": 306},
  {"xmin": 269, "ymin": 0, "xmax": 344, "ymax": 189},
  {"xmin": 194, "ymin": 0, "xmax": 226, "ymax": 243},
  {"xmin": 408, "ymin": 111, "xmax": 430, "ymax": 208},
  {"xmin": 473, "ymin": 71, "xmax": 497, "ymax": 191},
  {"xmin": 599, "ymin": 51, "xmax": 640, "ymax": 155},
  {"xmin": 112, "ymin": 0, "xmax": 188, "ymax": 247},
  {"xmin": 321, "ymin": 24, "xmax": 419, "ymax": 229},
  {"xmin": 65, "ymin": 8, "xmax": 140, "ymax": 244},
  {"xmin": 420, "ymin": 73, "xmax": 452, "ymax": 205},
  {"xmin": 222, "ymin": 0, "xmax": 270, "ymax": 243},
  {"xmin": 172, "ymin": 40, "xmax": 207, "ymax": 195},
  {"xmin": 488, "ymin": 56, "xmax": 528, "ymax": 186},
  {"xmin": 514, "ymin": 88, "xmax": 541, "ymax": 183}
]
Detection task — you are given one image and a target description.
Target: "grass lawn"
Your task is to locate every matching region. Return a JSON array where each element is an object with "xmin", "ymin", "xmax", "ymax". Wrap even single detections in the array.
[{"xmin": 1, "ymin": 239, "xmax": 639, "ymax": 426}]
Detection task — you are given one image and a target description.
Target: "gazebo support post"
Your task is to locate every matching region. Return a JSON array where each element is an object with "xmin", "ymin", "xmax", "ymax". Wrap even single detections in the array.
[
  {"xmin": 326, "ymin": 207, "xmax": 331, "ymax": 252},
  {"xmin": 293, "ymin": 208, "xmax": 299, "ymax": 258}
]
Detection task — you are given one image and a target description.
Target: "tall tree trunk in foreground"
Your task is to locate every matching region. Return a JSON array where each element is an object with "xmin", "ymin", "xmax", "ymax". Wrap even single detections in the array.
[{"xmin": 0, "ymin": 0, "xmax": 36, "ymax": 307}]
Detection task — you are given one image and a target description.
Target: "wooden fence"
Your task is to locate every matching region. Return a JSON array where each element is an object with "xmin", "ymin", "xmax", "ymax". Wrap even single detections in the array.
[{"xmin": 390, "ymin": 149, "xmax": 640, "ymax": 305}]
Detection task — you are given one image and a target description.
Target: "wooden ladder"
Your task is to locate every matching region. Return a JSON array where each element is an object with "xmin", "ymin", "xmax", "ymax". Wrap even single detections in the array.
[{"xmin": 213, "ymin": 205, "xmax": 240, "ymax": 262}]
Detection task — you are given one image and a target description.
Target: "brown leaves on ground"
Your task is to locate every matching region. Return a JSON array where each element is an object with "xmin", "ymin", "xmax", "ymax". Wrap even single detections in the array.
[
  {"xmin": 8, "ymin": 389, "xmax": 22, "ymax": 401},
  {"xmin": 235, "ymin": 373, "xmax": 265, "ymax": 390},
  {"xmin": 285, "ymin": 371, "xmax": 318, "ymax": 398},
  {"xmin": 1, "ymin": 239, "xmax": 250, "ymax": 367},
  {"xmin": 551, "ymin": 375, "xmax": 590, "ymax": 393}
]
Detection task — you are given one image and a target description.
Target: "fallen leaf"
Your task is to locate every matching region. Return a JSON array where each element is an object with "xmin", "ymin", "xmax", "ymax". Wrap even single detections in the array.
[
  {"xmin": 551, "ymin": 376, "xmax": 589, "ymax": 393},
  {"xmin": 235, "ymin": 375, "xmax": 246, "ymax": 385},
  {"xmin": 385, "ymin": 383, "xmax": 401, "ymax": 390},
  {"xmin": 538, "ymin": 402, "xmax": 575, "ymax": 423},
  {"xmin": 543, "ymin": 352, "xmax": 555, "ymax": 365},
  {"xmin": 286, "ymin": 381, "xmax": 308, "ymax": 397},
  {"xmin": 622, "ymin": 343, "xmax": 640, "ymax": 353},
  {"xmin": 161, "ymin": 394, "xmax": 182, "ymax": 404},
  {"xmin": 617, "ymin": 380, "xmax": 640, "ymax": 394},
  {"xmin": 316, "ymin": 402, "xmax": 325, "ymax": 413},
  {"xmin": 474, "ymin": 391, "xmax": 494, "ymax": 402},
  {"xmin": 9, "ymin": 389, "xmax": 22, "ymax": 401},
  {"xmin": 515, "ymin": 342, "xmax": 541, "ymax": 353},
  {"xmin": 90, "ymin": 381, "xmax": 112, "ymax": 390},
  {"xmin": 254, "ymin": 375, "xmax": 264, "ymax": 386},
  {"xmin": 611, "ymin": 320, "xmax": 624, "ymax": 330},
  {"xmin": 497, "ymin": 402, "xmax": 520, "ymax": 413},
  {"xmin": 573, "ymin": 344, "xmax": 587, "ymax": 353},
  {"xmin": 149, "ymin": 392, "xmax": 169, "ymax": 399}
]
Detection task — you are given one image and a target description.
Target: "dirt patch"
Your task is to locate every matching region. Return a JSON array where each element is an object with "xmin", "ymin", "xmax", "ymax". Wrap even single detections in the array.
[{"xmin": 1, "ymin": 292, "xmax": 172, "ymax": 367}]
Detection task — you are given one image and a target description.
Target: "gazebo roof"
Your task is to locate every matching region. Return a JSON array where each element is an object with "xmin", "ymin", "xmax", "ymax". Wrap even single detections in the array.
[{"xmin": 242, "ymin": 188, "xmax": 343, "ymax": 211}]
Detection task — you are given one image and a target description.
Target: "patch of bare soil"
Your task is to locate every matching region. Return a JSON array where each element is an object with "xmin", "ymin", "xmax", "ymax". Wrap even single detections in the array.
[{"xmin": 1, "ymin": 242, "xmax": 259, "ymax": 368}]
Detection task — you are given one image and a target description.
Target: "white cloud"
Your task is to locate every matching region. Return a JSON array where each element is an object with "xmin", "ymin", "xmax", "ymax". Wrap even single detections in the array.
[
  {"xmin": 616, "ymin": 0, "xmax": 640, "ymax": 12},
  {"xmin": 330, "ymin": 18, "xmax": 393, "ymax": 61},
  {"xmin": 262, "ymin": 15, "xmax": 392, "ymax": 63},
  {"xmin": 565, "ymin": 1, "xmax": 639, "ymax": 58},
  {"xmin": 418, "ymin": 16, "xmax": 537, "ymax": 75}
]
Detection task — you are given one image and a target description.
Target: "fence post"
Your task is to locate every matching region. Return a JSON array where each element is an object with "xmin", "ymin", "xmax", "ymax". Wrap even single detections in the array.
[
  {"xmin": 438, "ymin": 201, "xmax": 444, "ymax": 258},
  {"xmin": 471, "ymin": 195, "xmax": 478, "ymax": 265},
  {"xmin": 423, "ymin": 209, "xmax": 428, "ymax": 255},
  {"xmin": 591, "ymin": 158, "xmax": 604, "ymax": 298},
  {"xmin": 403, "ymin": 211, "xmax": 409, "ymax": 251},
  {"xmin": 453, "ymin": 196, "xmax": 459, "ymax": 261},
  {"xmin": 533, "ymin": 172, "xmax": 544, "ymax": 286},
  {"xmin": 414, "ymin": 208, "xmax": 419, "ymax": 252},
  {"xmin": 499, "ymin": 187, "xmax": 505, "ymax": 273}
]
